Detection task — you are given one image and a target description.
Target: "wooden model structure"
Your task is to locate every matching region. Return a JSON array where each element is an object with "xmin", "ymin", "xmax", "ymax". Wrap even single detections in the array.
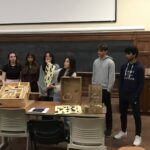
[
  {"xmin": 61, "ymin": 77, "xmax": 82, "ymax": 104},
  {"xmin": 88, "ymin": 84, "xmax": 102, "ymax": 103},
  {"xmin": 0, "ymin": 82, "xmax": 30, "ymax": 107},
  {"xmin": 83, "ymin": 84, "xmax": 104, "ymax": 114}
]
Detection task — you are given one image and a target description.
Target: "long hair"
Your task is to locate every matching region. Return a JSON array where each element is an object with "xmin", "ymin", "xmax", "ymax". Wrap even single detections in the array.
[
  {"xmin": 57, "ymin": 56, "xmax": 76, "ymax": 82},
  {"xmin": 22, "ymin": 52, "xmax": 38, "ymax": 74},
  {"xmin": 42, "ymin": 51, "xmax": 55, "ymax": 72},
  {"xmin": 8, "ymin": 52, "xmax": 18, "ymax": 64}
]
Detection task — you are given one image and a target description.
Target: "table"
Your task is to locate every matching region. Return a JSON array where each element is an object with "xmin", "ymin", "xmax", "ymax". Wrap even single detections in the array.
[
  {"xmin": 25, "ymin": 100, "xmax": 105, "ymax": 118},
  {"xmin": 0, "ymin": 100, "xmax": 105, "ymax": 149}
]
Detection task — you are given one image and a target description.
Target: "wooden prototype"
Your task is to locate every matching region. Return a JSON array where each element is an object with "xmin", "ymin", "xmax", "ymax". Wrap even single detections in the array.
[{"xmin": 0, "ymin": 82, "xmax": 30, "ymax": 107}]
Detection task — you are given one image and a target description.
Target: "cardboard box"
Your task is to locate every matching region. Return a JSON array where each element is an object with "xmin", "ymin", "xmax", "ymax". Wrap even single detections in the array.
[
  {"xmin": 81, "ymin": 84, "xmax": 104, "ymax": 114},
  {"xmin": 88, "ymin": 84, "xmax": 102, "ymax": 105},
  {"xmin": 82, "ymin": 104, "xmax": 105, "ymax": 114},
  {"xmin": 0, "ymin": 82, "xmax": 30, "ymax": 108},
  {"xmin": 61, "ymin": 77, "xmax": 82, "ymax": 104}
]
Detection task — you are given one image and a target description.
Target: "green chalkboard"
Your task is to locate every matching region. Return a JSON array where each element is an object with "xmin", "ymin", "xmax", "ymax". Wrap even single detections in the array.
[{"xmin": 0, "ymin": 40, "xmax": 133, "ymax": 73}]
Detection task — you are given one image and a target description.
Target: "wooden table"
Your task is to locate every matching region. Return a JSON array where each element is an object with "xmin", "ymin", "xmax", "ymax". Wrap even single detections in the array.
[
  {"xmin": 0, "ymin": 100, "xmax": 105, "ymax": 149},
  {"xmin": 25, "ymin": 100, "xmax": 105, "ymax": 118}
]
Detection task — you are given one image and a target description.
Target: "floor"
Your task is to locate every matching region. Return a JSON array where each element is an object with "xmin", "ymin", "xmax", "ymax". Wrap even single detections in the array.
[{"xmin": 1, "ymin": 98, "xmax": 149, "ymax": 150}]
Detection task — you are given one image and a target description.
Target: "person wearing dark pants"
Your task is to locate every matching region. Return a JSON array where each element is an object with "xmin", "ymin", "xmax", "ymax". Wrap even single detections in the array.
[
  {"xmin": 92, "ymin": 43, "xmax": 115, "ymax": 137},
  {"xmin": 102, "ymin": 89, "xmax": 112, "ymax": 133},
  {"xmin": 114, "ymin": 46, "xmax": 144, "ymax": 146},
  {"xmin": 120, "ymin": 93, "xmax": 141, "ymax": 136}
]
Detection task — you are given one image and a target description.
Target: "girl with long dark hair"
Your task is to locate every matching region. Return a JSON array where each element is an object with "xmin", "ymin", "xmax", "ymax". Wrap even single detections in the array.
[
  {"xmin": 53, "ymin": 56, "xmax": 76, "ymax": 102},
  {"xmin": 38, "ymin": 51, "xmax": 59, "ymax": 101},
  {"xmin": 21, "ymin": 52, "xmax": 39, "ymax": 92}
]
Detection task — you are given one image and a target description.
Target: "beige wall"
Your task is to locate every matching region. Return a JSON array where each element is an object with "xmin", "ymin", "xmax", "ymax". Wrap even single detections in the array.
[{"xmin": 0, "ymin": 0, "xmax": 150, "ymax": 31}]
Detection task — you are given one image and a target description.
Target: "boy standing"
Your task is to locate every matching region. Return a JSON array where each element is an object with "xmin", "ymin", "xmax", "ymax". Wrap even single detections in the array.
[
  {"xmin": 114, "ymin": 46, "xmax": 144, "ymax": 146},
  {"xmin": 92, "ymin": 43, "xmax": 115, "ymax": 137}
]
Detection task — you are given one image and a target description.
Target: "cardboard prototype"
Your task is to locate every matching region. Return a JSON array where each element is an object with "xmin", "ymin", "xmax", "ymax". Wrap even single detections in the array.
[
  {"xmin": 0, "ymin": 82, "xmax": 30, "ymax": 108},
  {"xmin": 85, "ymin": 84, "xmax": 104, "ymax": 114},
  {"xmin": 88, "ymin": 84, "xmax": 102, "ymax": 104},
  {"xmin": 55, "ymin": 105, "xmax": 82, "ymax": 114},
  {"xmin": 82, "ymin": 103, "xmax": 105, "ymax": 114},
  {"xmin": 61, "ymin": 77, "xmax": 82, "ymax": 104}
]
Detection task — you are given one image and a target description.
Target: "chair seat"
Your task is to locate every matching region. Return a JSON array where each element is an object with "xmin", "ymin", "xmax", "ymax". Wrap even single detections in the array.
[{"xmin": 118, "ymin": 146, "xmax": 145, "ymax": 150}]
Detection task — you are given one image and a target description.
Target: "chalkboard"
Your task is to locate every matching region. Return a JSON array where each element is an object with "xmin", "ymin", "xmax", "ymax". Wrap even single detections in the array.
[{"xmin": 0, "ymin": 40, "xmax": 133, "ymax": 73}]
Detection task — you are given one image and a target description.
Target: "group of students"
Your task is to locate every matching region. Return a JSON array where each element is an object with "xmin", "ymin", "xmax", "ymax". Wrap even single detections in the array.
[
  {"xmin": 0, "ymin": 44, "xmax": 144, "ymax": 146},
  {"xmin": 93, "ymin": 44, "xmax": 144, "ymax": 146},
  {"xmin": 1, "ymin": 51, "xmax": 76, "ymax": 102}
]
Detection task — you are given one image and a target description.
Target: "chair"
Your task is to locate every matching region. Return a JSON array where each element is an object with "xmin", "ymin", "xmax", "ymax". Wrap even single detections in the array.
[
  {"xmin": 0, "ymin": 108, "xmax": 29, "ymax": 150},
  {"xmin": 67, "ymin": 117, "xmax": 107, "ymax": 150},
  {"xmin": 28, "ymin": 120, "xmax": 67, "ymax": 150}
]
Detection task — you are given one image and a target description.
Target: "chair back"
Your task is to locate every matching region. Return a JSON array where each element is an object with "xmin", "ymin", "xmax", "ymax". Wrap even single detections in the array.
[
  {"xmin": 70, "ymin": 117, "xmax": 104, "ymax": 146},
  {"xmin": 28, "ymin": 120, "xmax": 66, "ymax": 145},
  {"xmin": 0, "ymin": 108, "xmax": 27, "ymax": 132}
]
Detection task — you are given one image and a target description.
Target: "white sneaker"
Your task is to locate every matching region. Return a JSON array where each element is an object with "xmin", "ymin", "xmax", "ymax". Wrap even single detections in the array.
[
  {"xmin": 133, "ymin": 135, "xmax": 142, "ymax": 146},
  {"xmin": 114, "ymin": 131, "xmax": 127, "ymax": 139}
]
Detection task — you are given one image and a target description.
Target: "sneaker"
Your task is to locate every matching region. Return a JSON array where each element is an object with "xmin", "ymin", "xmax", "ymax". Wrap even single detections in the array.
[
  {"xmin": 104, "ymin": 129, "xmax": 112, "ymax": 137},
  {"xmin": 133, "ymin": 135, "xmax": 142, "ymax": 146},
  {"xmin": 114, "ymin": 131, "xmax": 127, "ymax": 139}
]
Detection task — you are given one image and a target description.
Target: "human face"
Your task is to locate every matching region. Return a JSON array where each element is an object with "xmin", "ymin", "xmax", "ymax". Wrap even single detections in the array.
[
  {"xmin": 97, "ymin": 50, "xmax": 107, "ymax": 59},
  {"xmin": 45, "ymin": 53, "xmax": 52, "ymax": 64},
  {"xmin": 9, "ymin": 53, "xmax": 16, "ymax": 64},
  {"xmin": 27, "ymin": 55, "xmax": 34, "ymax": 64},
  {"xmin": 64, "ymin": 58, "xmax": 70, "ymax": 69},
  {"xmin": 125, "ymin": 53, "xmax": 136, "ymax": 62}
]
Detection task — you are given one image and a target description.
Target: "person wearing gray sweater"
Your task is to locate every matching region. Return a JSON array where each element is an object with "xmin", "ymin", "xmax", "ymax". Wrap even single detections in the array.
[{"xmin": 92, "ymin": 43, "xmax": 115, "ymax": 137}]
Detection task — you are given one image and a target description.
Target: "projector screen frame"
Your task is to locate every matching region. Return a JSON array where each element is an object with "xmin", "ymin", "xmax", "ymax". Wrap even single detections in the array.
[{"xmin": 0, "ymin": 0, "xmax": 117, "ymax": 25}]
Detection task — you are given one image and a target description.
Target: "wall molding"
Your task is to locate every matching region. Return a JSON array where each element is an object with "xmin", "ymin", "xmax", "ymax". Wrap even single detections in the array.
[{"xmin": 0, "ymin": 26, "xmax": 145, "ymax": 34}]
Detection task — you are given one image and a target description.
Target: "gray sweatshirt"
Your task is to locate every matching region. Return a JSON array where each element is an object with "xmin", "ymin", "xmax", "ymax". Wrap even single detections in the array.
[{"xmin": 92, "ymin": 56, "xmax": 115, "ymax": 92}]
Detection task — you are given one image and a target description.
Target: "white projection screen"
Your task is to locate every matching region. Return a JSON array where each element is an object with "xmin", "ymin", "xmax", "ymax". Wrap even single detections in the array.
[{"xmin": 0, "ymin": 0, "xmax": 116, "ymax": 24}]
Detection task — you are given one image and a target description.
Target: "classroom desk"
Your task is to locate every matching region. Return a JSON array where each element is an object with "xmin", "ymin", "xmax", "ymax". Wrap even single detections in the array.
[
  {"xmin": 25, "ymin": 100, "xmax": 105, "ymax": 118},
  {"xmin": 0, "ymin": 100, "xmax": 105, "ymax": 149}
]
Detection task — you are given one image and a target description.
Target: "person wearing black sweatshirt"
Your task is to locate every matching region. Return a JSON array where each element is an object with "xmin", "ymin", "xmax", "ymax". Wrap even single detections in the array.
[{"xmin": 114, "ymin": 46, "xmax": 144, "ymax": 146}]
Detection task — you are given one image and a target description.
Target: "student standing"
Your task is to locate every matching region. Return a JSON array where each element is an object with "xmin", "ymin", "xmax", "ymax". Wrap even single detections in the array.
[
  {"xmin": 92, "ymin": 43, "xmax": 115, "ymax": 137},
  {"xmin": 53, "ymin": 56, "xmax": 77, "ymax": 102},
  {"xmin": 21, "ymin": 52, "xmax": 39, "ymax": 92},
  {"xmin": 114, "ymin": 46, "xmax": 144, "ymax": 146},
  {"xmin": 2, "ymin": 52, "xmax": 22, "ymax": 83},
  {"xmin": 38, "ymin": 51, "xmax": 59, "ymax": 101}
]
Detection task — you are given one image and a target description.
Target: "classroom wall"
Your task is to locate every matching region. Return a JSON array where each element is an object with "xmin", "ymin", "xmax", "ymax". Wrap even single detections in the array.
[{"xmin": 0, "ymin": 0, "xmax": 150, "ymax": 31}]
